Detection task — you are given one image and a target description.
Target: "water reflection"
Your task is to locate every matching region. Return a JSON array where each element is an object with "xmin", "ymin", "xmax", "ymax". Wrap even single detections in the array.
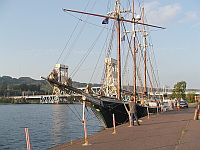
[{"xmin": 0, "ymin": 104, "xmax": 103, "ymax": 150}]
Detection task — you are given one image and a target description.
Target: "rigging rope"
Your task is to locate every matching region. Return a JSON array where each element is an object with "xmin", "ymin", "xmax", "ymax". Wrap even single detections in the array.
[
  {"xmin": 65, "ymin": 11, "xmax": 112, "ymax": 31},
  {"xmin": 66, "ymin": 104, "xmax": 82, "ymax": 122},
  {"xmin": 85, "ymin": 107, "xmax": 104, "ymax": 126},
  {"xmin": 62, "ymin": 1, "xmax": 98, "ymax": 63},
  {"xmin": 121, "ymin": 23, "xmax": 131, "ymax": 87},
  {"xmin": 70, "ymin": 27, "xmax": 105, "ymax": 78},
  {"xmin": 121, "ymin": 22, "xmax": 144, "ymax": 90},
  {"xmin": 144, "ymin": 9, "xmax": 161, "ymax": 89},
  {"xmin": 137, "ymin": 32, "xmax": 157, "ymax": 94},
  {"xmin": 56, "ymin": 0, "xmax": 92, "ymax": 64},
  {"xmin": 135, "ymin": 33, "xmax": 145, "ymax": 91},
  {"xmin": 100, "ymin": 23, "xmax": 115, "ymax": 85},
  {"xmin": 147, "ymin": 47, "xmax": 159, "ymax": 89},
  {"xmin": 89, "ymin": 27, "xmax": 108, "ymax": 83},
  {"xmin": 106, "ymin": 23, "xmax": 116, "ymax": 58}
]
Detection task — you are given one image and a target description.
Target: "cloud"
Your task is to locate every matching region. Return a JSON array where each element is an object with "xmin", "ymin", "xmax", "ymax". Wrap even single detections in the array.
[
  {"xmin": 178, "ymin": 11, "xmax": 198, "ymax": 23},
  {"xmin": 144, "ymin": 1, "xmax": 199, "ymax": 26},
  {"xmin": 144, "ymin": 1, "xmax": 181, "ymax": 25}
]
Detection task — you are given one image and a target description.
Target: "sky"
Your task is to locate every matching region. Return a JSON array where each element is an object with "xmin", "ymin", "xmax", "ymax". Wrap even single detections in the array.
[{"xmin": 0, "ymin": 0, "xmax": 200, "ymax": 89}]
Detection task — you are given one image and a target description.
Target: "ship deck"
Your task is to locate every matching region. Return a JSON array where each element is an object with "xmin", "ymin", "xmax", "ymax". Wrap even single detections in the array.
[{"xmin": 50, "ymin": 107, "xmax": 200, "ymax": 150}]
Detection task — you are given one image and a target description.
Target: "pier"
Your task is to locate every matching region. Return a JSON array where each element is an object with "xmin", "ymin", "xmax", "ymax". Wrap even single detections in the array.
[{"xmin": 50, "ymin": 107, "xmax": 200, "ymax": 150}]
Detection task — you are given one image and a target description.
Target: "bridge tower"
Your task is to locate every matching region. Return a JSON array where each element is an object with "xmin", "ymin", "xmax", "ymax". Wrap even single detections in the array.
[
  {"xmin": 52, "ymin": 64, "xmax": 68, "ymax": 95},
  {"xmin": 102, "ymin": 58, "xmax": 118, "ymax": 97}
]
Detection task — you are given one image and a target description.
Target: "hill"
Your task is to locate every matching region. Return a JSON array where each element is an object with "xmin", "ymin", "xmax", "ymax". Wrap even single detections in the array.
[
  {"xmin": 0, "ymin": 76, "xmax": 101, "ymax": 97},
  {"xmin": 0, "ymin": 76, "xmax": 51, "ymax": 97}
]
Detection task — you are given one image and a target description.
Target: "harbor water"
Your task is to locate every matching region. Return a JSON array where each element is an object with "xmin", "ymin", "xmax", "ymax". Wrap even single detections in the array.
[{"xmin": 0, "ymin": 104, "xmax": 103, "ymax": 150}]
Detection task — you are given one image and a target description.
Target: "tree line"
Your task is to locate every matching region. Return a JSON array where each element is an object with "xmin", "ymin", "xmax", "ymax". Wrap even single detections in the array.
[
  {"xmin": 0, "ymin": 76, "xmax": 198, "ymax": 103},
  {"xmin": 0, "ymin": 76, "xmax": 52, "ymax": 97}
]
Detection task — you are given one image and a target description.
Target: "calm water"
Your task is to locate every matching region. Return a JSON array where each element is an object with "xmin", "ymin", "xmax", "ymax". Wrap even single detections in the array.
[{"xmin": 0, "ymin": 104, "xmax": 103, "ymax": 150}]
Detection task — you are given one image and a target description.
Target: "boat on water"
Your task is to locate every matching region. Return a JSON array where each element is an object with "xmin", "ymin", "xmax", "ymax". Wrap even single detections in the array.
[{"xmin": 42, "ymin": 0, "xmax": 165, "ymax": 128}]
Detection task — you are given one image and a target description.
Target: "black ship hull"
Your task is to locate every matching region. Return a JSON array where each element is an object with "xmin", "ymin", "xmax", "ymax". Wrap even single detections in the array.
[
  {"xmin": 42, "ymin": 77, "xmax": 159, "ymax": 128},
  {"xmin": 90, "ymin": 99, "xmax": 154, "ymax": 128}
]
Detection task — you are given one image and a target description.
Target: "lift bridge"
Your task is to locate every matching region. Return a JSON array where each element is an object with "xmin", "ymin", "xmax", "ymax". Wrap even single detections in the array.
[
  {"xmin": 15, "ymin": 63, "xmax": 194, "ymax": 104},
  {"xmin": 23, "ymin": 64, "xmax": 102, "ymax": 104},
  {"xmin": 20, "ymin": 86, "xmax": 101, "ymax": 104}
]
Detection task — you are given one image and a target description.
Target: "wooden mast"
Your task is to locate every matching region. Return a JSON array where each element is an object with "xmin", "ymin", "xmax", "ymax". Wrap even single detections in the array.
[
  {"xmin": 117, "ymin": 15, "xmax": 121, "ymax": 100},
  {"xmin": 132, "ymin": 0, "xmax": 137, "ymax": 102},
  {"xmin": 142, "ymin": 6, "xmax": 147, "ymax": 97},
  {"xmin": 62, "ymin": 2, "xmax": 165, "ymax": 101},
  {"xmin": 116, "ymin": 0, "xmax": 121, "ymax": 100}
]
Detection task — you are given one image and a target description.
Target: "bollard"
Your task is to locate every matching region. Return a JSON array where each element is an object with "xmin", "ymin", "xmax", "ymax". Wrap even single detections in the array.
[
  {"xmin": 112, "ymin": 113, "xmax": 116, "ymax": 134},
  {"xmin": 82, "ymin": 119, "xmax": 89, "ymax": 146},
  {"xmin": 128, "ymin": 112, "xmax": 133, "ymax": 127},
  {"xmin": 198, "ymin": 109, "xmax": 200, "ymax": 120},
  {"xmin": 24, "ymin": 128, "xmax": 31, "ymax": 150},
  {"xmin": 194, "ymin": 109, "xmax": 200, "ymax": 120},
  {"xmin": 82, "ymin": 100, "xmax": 90, "ymax": 146},
  {"xmin": 194, "ymin": 104, "xmax": 200, "ymax": 120},
  {"xmin": 157, "ymin": 106, "xmax": 159, "ymax": 114},
  {"xmin": 198, "ymin": 104, "xmax": 200, "ymax": 120},
  {"xmin": 147, "ymin": 106, "xmax": 150, "ymax": 119},
  {"xmin": 194, "ymin": 109, "xmax": 198, "ymax": 120}
]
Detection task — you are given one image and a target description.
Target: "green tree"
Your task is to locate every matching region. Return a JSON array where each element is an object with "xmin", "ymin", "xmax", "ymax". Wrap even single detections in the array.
[
  {"xmin": 0, "ymin": 82, "xmax": 8, "ymax": 97},
  {"xmin": 19, "ymin": 84, "xmax": 28, "ymax": 91},
  {"xmin": 171, "ymin": 81, "xmax": 186, "ymax": 99},
  {"xmin": 40, "ymin": 82, "xmax": 52, "ymax": 94},
  {"xmin": 186, "ymin": 92, "xmax": 196, "ymax": 103}
]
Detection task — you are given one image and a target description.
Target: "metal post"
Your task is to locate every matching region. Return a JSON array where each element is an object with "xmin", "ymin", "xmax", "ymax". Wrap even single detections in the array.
[
  {"xmin": 195, "ymin": 104, "xmax": 200, "ymax": 120},
  {"xmin": 128, "ymin": 100, "xmax": 133, "ymax": 127},
  {"xmin": 112, "ymin": 113, "xmax": 116, "ymax": 134},
  {"xmin": 83, "ymin": 117, "xmax": 89, "ymax": 146},
  {"xmin": 157, "ymin": 106, "xmax": 159, "ymax": 114},
  {"xmin": 128, "ymin": 112, "xmax": 133, "ymax": 127},
  {"xmin": 147, "ymin": 106, "xmax": 150, "ymax": 119},
  {"xmin": 82, "ymin": 99, "xmax": 90, "ymax": 146},
  {"xmin": 194, "ymin": 109, "xmax": 198, "ymax": 120},
  {"xmin": 24, "ymin": 128, "xmax": 31, "ymax": 150}
]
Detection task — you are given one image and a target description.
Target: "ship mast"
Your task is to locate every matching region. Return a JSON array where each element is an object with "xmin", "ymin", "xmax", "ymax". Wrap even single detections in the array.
[
  {"xmin": 132, "ymin": 0, "xmax": 137, "ymax": 102},
  {"xmin": 116, "ymin": 0, "xmax": 122, "ymax": 100},
  {"xmin": 142, "ymin": 6, "xmax": 147, "ymax": 97},
  {"xmin": 62, "ymin": 1, "xmax": 165, "ymax": 101}
]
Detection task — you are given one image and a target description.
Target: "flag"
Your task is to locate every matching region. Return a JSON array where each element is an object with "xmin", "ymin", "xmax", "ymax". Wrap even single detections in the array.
[
  {"xmin": 102, "ymin": 17, "xmax": 109, "ymax": 24},
  {"xmin": 121, "ymin": 35, "xmax": 125, "ymax": 41}
]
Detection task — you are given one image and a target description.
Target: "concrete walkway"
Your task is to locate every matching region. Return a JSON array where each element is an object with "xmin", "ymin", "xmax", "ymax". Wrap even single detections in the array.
[{"xmin": 50, "ymin": 108, "xmax": 200, "ymax": 150}]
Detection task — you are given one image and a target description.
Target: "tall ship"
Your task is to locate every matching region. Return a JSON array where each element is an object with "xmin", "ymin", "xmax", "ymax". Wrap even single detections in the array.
[{"xmin": 42, "ymin": 0, "xmax": 165, "ymax": 128}]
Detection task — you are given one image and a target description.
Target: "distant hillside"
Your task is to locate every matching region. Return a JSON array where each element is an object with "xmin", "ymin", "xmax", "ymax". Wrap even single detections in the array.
[
  {"xmin": 0, "ymin": 76, "xmax": 41, "ymax": 85},
  {"xmin": 0, "ymin": 76, "xmax": 51, "ymax": 97},
  {"xmin": 0, "ymin": 76, "xmax": 101, "ymax": 97}
]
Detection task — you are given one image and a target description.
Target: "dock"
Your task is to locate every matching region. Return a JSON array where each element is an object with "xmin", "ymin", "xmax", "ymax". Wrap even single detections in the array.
[{"xmin": 50, "ymin": 108, "xmax": 200, "ymax": 150}]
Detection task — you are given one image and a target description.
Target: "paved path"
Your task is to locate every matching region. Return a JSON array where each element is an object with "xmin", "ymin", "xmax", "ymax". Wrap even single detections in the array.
[{"xmin": 50, "ymin": 108, "xmax": 200, "ymax": 150}]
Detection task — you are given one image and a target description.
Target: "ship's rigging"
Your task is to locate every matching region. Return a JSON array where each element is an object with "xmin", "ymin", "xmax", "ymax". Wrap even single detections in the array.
[
  {"xmin": 57, "ymin": 1, "xmax": 163, "ymax": 99},
  {"xmin": 43, "ymin": 0, "xmax": 165, "ymax": 128}
]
